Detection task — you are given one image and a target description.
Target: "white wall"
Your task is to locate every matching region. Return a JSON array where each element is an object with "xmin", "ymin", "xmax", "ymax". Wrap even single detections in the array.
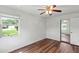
[
  {"xmin": 70, "ymin": 18, "xmax": 79, "ymax": 45},
  {"xmin": 46, "ymin": 12, "xmax": 79, "ymax": 45},
  {"xmin": 46, "ymin": 17, "xmax": 60, "ymax": 41},
  {"xmin": 0, "ymin": 6, "xmax": 46, "ymax": 52}
]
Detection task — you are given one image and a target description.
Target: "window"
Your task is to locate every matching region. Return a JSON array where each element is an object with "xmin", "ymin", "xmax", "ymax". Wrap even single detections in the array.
[{"xmin": 0, "ymin": 15, "xmax": 19, "ymax": 37}]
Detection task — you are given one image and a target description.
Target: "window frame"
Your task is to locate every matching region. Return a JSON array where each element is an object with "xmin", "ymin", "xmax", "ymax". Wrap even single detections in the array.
[{"xmin": 0, "ymin": 15, "xmax": 20, "ymax": 38}]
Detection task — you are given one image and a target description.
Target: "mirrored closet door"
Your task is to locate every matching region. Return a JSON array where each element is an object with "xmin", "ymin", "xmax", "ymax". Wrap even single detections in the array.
[{"xmin": 60, "ymin": 19, "xmax": 70, "ymax": 43}]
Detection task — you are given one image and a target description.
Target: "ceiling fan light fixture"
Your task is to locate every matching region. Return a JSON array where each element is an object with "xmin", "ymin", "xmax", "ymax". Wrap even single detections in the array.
[
  {"xmin": 50, "ymin": 6, "xmax": 53, "ymax": 10},
  {"xmin": 45, "ymin": 11, "xmax": 49, "ymax": 14},
  {"xmin": 49, "ymin": 11, "xmax": 52, "ymax": 14},
  {"xmin": 38, "ymin": 5, "xmax": 62, "ymax": 15}
]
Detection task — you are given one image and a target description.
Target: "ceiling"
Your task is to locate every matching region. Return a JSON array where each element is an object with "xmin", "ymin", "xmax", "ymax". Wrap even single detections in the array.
[{"xmin": 1, "ymin": 5, "xmax": 79, "ymax": 17}]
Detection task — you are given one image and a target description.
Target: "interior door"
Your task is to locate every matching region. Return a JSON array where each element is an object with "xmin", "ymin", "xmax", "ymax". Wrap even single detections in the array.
[
  {"xmin": 70, "ymin": 18, "xmax": 79, "ymax": 45},
  {"xmin": 60, "ymin": 19, "xmax": 70, "ymax": 43}
]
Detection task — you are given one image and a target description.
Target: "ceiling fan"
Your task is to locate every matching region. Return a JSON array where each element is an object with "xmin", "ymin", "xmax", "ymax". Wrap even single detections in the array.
[{"xmin": 38, "ymin": 5, "xmax": 62, "ymax": 16}]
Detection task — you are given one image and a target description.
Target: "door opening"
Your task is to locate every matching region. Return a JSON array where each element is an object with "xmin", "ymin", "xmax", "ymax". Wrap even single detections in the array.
[{"xmin": 60, "ymin": 19, "xmax": 70, "ymax": 43}]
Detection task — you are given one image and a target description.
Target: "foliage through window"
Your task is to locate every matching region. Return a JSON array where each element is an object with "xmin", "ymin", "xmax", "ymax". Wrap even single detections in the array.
[{"xmin": 0, "ymin": 16, "xmax": 19, "ymax": 37}]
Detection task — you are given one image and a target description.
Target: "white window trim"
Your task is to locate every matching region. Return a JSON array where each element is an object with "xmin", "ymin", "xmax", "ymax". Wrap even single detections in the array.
[{"xmin": 0, "ymin": 14, "xmax": 20, "ymax": 38}]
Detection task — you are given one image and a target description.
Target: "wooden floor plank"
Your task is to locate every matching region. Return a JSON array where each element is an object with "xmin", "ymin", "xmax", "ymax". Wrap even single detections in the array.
[
  {"xmin": 24, "ymin": 39, "xmax": 53, "ymax": 53},
  {"xmin": 47, "ymin": 47, "xmax": 57, "ymax": 53},
  {"xmin": 41, "ymin": 42, "xmax": 59, "ymax": 53},
  {"xmin": 11, "ymin": 39, "xmax": 48, "ymax": 53},
  {"xmin": 10, "ymin": 39, "xmax": 79, "ymax": 53},
  {"xmin": 33, "ymin": 40, "xmax": 56, "ymax": 53}
]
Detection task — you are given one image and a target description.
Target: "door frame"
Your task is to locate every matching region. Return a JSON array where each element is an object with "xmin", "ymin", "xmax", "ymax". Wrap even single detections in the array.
[{"xmin": 60, "ymin": 19, "xmax": 71, "ymax": 44}]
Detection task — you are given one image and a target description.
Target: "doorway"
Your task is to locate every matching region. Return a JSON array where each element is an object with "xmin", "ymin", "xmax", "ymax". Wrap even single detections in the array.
[{"xmin": 60, "ymin": 19, "xmax": 70, "ymax": 43}]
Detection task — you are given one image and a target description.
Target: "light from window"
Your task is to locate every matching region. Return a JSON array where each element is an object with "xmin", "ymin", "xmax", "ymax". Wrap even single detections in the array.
[{"xmin": 0, "ymin": 16, "xmax": 19, "ymax": 37}]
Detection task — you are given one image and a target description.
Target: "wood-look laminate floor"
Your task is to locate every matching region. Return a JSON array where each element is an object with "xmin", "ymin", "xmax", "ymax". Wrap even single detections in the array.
[{"xmin": 10, "ymin": 39, "xmax": 79, "ymax": 53}]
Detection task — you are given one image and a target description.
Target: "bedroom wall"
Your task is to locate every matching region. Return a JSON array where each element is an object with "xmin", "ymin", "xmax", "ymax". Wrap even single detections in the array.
[
  {"xmin": 0, "ymin": 6, "xmax": 46, "ymax": 52},
  {"xmin": 70, "ymin": 18, "xmax": 79, "ymax": 45},
  {"xmin": 46, "ymin": 17, "xmax": 60, "ymax": 41},
  {"xmin": 46, "ymin": 12, "xmax": 79, "ymax": 45}
]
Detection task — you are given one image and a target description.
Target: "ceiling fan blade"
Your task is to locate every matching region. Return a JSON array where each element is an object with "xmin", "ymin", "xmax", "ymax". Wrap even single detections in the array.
[
  {"xmin": 53, "ymin": 10, "xmax": 62, "ymax": 12},
  {"xmin": 40, "ymin": 12, "xmax": 45, "ymax": 15},
  {"xmin": 38, "ymin": 9, "xmax": 45, "ymax": 10}
]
